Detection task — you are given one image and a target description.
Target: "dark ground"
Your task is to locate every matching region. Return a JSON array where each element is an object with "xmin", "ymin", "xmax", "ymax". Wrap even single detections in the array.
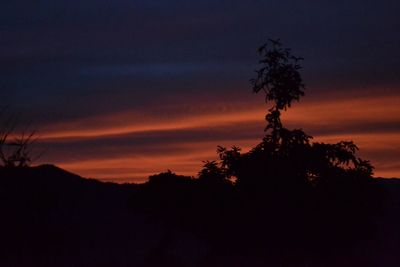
[{"xmin": 0, "ymin": 165, "xmax": 399, "ymax": 267}]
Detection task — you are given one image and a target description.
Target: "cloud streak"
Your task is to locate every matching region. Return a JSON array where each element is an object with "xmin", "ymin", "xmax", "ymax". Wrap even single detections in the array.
[{"xmin": 33, "ymin": 91, "xmax": 400, "ymax": 182}]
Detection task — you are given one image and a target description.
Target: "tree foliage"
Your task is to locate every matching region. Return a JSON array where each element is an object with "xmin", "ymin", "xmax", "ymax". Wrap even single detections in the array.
[
  {"xmin": 251, "ymin": 39, "xmax": 305, "ymax": 144},
  {"xmin": 209, "ymin": 39, "xmax": 374, "ymax": 189}
]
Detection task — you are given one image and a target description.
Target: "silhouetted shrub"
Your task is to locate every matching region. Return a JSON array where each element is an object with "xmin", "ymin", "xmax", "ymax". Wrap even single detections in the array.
[{"xmin": 0, "ymin": 110, "xmax": 40, "ymax": 168}]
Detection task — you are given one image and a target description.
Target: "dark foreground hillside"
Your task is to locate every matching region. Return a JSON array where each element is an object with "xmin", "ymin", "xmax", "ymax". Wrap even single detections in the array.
[{"xmin": 0, "ymin": 165, "xmax": 399, "ymax": 267}]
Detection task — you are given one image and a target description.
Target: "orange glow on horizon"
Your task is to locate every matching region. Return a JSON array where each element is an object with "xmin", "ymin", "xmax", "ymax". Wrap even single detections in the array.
[{"xmin": 35, "ymin": 90, "xmax": 400, "ymax": 182}]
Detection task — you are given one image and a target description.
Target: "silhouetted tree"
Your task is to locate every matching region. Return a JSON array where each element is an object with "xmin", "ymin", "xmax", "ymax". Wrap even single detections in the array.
[
  {"xmin": 251, "ymin": 39, "xmax": 305, "ymax": 147},
  {"xmin": 214, "ymin": 39, "xmax": 374, "ymax": 190},
  {"xmin": 198, "ymin": 161, "xmax": 225, "ymax": 181},
  {"xmin": 198, "ymin": 160, "xmax": 234, "ymax": 187},
  {"xmin": 0, "ymin": 110, "xmax": 40, "ymax": 167}
]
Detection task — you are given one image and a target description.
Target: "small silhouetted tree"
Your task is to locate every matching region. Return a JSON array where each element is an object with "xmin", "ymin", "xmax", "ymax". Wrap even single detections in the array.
[
  {"xmin": 0, "ymin": 110, "xmax": 40, "ymax": 168},
  {"xmin": 251, "ymin": 39, "xmax": 305, "ymax": 148},
  {"xmin": 199, "ymin": 161, "xmax": 224, "ymax": 179},
  {"xmin": 198, "ymin": 160, "xmax": 228, "ymax": 184}
]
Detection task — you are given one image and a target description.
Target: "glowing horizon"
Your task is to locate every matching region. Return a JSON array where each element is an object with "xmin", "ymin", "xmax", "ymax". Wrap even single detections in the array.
[{"xmin": 34, "ymin": 89, "xmax": 400, "ymax": 182}]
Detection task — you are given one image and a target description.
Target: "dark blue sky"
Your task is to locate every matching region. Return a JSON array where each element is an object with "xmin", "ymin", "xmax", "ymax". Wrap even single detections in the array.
[{"xmin": 1, "ymin": 1, "xmax": 400, "ymax": 180}]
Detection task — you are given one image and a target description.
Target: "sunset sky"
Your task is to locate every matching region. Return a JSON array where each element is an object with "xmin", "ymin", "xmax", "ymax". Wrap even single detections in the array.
[{"xmin": 2, "ymin": 0, "xmax": 399, "ymax": 182}]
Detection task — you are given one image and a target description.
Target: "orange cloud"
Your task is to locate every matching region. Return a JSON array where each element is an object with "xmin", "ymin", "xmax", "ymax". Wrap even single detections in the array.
[{"xmin": 35, "ymin": 90, "xmax": 400, "ymax": 182}]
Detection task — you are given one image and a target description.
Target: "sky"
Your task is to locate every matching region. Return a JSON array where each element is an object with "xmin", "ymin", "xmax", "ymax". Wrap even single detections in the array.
[{"xmin": 1, "ymin": 0, "xmax": 399, "ymax": 182}]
